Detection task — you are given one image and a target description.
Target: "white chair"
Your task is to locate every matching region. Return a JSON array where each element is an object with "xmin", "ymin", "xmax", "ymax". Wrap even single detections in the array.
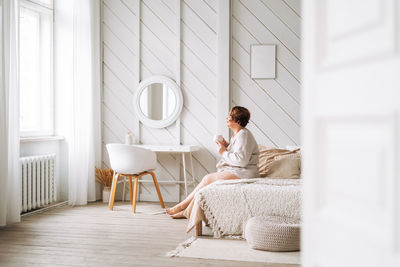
[{"xmin": 106, "ymin": 143, "xmax": 165, "ymax": 212}]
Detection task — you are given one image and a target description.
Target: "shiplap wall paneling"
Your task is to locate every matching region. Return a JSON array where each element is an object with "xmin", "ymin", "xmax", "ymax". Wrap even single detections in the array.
[
  {"xmin": 180, "ymin": 0, "xmax": 219, "ymax": 199},
  {"xmin": 139, "ymin": 0, "xmax": 181, "ymax": 202},
  {"xmin": 216, "ymin": 0, "xmax": 230, "ymax": 139},
  {"xmin": 102, "ymin": 0, "xmax": 219, "ymax": 202},
  {"xmin": 102, "ymin": 0, "xmax": 179, "ymax": 202},
  {"xmin": 231, "ymin": 0, "xmax": 301, "ymax": 147},
  {"xmin": 101, "ymin": 0, "xmax": 301, "ymax": 202}
]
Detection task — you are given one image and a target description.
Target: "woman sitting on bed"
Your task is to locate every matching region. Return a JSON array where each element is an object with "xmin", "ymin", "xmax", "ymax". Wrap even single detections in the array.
[{"xmin": 166, "ymin": 106, "xmax": 259, "ymax": 218}]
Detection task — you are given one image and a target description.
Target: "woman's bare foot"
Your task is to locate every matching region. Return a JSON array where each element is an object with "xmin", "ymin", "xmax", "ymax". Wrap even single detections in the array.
[
  {"xmin": 169, "ymin": 210, "xmax": 186, "ymax": 219},
  {"xmin": 166, "ymin": 204, "xmax": 184, "ymax": 215}
]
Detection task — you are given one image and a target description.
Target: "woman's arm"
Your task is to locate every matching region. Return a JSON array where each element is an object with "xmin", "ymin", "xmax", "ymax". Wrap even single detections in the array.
[{"xmin": 218, "ymin": 132, "xmax": 253, "ymax": 167}]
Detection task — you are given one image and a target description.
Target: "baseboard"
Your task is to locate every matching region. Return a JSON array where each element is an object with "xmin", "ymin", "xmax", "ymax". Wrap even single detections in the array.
[{"xmin": 21, "ymin": 201, "xmax": 69, "ymax": 217}]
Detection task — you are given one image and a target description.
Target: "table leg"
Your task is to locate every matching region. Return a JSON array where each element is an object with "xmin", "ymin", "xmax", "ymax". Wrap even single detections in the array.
[
  {"xmin": 182, "ymin": 153, "xmax": 188, "ymax": 197},
  {"xmin": 189, "ymin": 152, "xmax": 195, "ymax": 185},
  {"xmin": 122, "ymin": 177, "xmax": 126, "ymax": 202},
  {"xmin": 175, "ymin": 154, "xmax": 181, "ymax": 202}
]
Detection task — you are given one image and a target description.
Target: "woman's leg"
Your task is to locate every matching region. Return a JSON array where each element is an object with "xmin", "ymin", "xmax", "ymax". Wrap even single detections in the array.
[
  {"xmin": 170, "ymin": 209, "xmax": 186, "ymax": 219},
  {"xmin": 165, "ymin": 176, "xmax": 210, "ymax": 214},
  {"xmin": 166, "ymin": 171, "xmax": 239, "ymax": 215}
]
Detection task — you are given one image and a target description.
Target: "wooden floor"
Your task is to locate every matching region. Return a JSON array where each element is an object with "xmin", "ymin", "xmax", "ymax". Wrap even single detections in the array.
[{"xmin": 0, "ymin": 202, "xmax": 299, "ymax": 267}]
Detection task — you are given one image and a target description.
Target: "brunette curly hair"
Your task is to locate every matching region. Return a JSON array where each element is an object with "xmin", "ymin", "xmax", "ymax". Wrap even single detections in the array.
[{"xmin": 230, "ymin": 106, "xmax": 250, "ymax": 128}]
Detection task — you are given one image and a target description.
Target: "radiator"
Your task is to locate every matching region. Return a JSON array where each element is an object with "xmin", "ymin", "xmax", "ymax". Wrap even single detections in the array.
[{"xmin": 20, "ymin": 154, "xmax": 56, "ymax": 213}]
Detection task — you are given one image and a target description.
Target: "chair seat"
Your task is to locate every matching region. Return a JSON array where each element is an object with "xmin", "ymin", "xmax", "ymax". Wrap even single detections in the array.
[
  {"xmin": 112, "ymin": 162, "xmax": 156, "ymax": 175},
  {"xmin": 106, "ymin": 143, "xmax": 157, "ymax": 174}
]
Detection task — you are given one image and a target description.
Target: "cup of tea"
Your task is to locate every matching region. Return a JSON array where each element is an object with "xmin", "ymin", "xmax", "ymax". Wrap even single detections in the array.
[{"xmin": 213, "ymin": 134, "xmax": 223, "ymax": 143}]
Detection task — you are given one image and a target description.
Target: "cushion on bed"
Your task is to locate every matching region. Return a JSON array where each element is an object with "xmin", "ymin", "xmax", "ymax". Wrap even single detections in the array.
[
  {"xmin": 265, "ymin": 156, "xmax": 301, "ymax": 178},
  {"xmin": 275, "ymin": 151, "xmax": 301, "ymax": 160},
  {"xmin": 257, "ymin": 146, "xmax": 300, "ymax": 177}
]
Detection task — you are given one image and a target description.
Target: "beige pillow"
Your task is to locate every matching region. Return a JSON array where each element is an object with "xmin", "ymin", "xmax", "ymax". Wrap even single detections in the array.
[
  {"xmin": 265, "ymin": 157, "xmax": 301, "ymax": 178},
  {"xmin": 257, "ymin": 145, "xmax": 300, "ymax": 177},
  {"xmin": 275, "ymin": 151, "xmax": 301, "ymax": 161}
]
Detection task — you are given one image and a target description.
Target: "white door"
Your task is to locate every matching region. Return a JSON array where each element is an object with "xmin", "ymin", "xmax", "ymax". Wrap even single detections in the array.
[{"xmin": 302, "ymin": 0, "xmax": 400, "ymax": 266}]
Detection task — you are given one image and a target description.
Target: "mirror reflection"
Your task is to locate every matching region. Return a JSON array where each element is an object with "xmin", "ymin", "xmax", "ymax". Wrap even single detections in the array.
[{"xmin": 139, "ymin": 83, "xmax": 177, "ymax": 121}]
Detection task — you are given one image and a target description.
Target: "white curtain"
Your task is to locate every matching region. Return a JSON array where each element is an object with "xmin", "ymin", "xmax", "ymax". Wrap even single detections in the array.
[
  {"xmin": 0, "ymin": 0, "xmax": 20, "ymax": 226},
  {"xmin": 66, "ymin": 0, "xmax": 102, "ymax": 206}
]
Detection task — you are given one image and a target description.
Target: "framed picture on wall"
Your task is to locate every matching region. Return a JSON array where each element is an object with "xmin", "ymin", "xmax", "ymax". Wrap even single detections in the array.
[{"xmin": 250, "ymin": 44, "xmax": 276, "ymax": 79}]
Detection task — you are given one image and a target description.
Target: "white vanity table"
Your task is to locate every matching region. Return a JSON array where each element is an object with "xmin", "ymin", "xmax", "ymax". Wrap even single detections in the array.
[{"xmin": 132, "ymin": 144, "xmax": 200, "ymax": 197}]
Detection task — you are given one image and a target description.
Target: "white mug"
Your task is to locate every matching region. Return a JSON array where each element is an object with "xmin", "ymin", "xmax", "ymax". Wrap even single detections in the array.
[{"xmin": 213, "ymin": 134, "xmax": 223, "ymax": 143}]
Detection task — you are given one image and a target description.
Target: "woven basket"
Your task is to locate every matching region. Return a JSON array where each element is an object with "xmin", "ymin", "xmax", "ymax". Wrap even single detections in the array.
[{"xmin": 245, "ymin": 216, "xmax": 300, "ymax": 252}]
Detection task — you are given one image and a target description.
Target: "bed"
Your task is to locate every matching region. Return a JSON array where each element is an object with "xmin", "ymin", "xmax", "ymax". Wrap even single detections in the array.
[{"xmin": 185, "ymin": 178, "xmax": 302, "ymax": 238}]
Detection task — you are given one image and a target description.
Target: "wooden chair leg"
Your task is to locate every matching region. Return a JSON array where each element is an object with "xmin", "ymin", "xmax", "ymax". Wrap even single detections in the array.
[
  {"xmin": 132, "ymin": 177, "xmax": 139, "ymax": 213},
  {"xmin": 149, "ymin": 171, "xmax": 165, "ymax": 209},
  {"xmin": 128, "ymin": 176, "xmax": 133, "ymax": 205},
  {"xmin": 109, "ymin": 173, "xmax": 119, "ymax": 210}
]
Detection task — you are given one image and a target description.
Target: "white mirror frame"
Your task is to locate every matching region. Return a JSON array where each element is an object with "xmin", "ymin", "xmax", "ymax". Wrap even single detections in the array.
[{"xmin": 133, "ymin": 75, "xmax": 183, "ymax": 129}]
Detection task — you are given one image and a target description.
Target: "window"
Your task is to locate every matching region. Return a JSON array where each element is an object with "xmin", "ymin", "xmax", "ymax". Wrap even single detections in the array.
[{"xmin": 19, "ymin": 0, "xmax": 53, "ymax": 136}]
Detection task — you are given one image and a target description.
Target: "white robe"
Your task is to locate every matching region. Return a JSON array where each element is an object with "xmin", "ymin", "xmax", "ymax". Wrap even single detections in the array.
[{"xmin": 216, "ymin": 128, "xmax": 260, "ymax": 179}]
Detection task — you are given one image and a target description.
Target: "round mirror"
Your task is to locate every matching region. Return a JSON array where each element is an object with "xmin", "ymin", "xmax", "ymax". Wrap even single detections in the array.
[
  {"xmin": 139, "ymin": 83, "xmax": 177, "ymax": 121},
  {"xmin": 134, "ymin": 76, "xmax": 183, "ymax": 128}
]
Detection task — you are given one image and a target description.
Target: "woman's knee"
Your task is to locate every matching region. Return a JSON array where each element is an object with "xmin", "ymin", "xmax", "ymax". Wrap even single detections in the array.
[{"xmin": 201, "ymin": 174, "xmax": 214, "ymax": 185}]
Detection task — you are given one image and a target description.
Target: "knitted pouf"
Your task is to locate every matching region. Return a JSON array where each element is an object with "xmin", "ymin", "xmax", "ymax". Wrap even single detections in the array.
[{"xmin": 245, "ymin": 216, "xmax": 300, "ymax": 252}]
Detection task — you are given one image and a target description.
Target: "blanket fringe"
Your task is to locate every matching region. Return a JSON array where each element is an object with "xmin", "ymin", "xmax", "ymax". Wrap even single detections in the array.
[
  {"xmin": 165, "ymin": 236, "xmax": 197, "ymax": 257},
  {"xmin": 199, "ymin": 195, "xmax": 229, "ymax": 239},
  {"xmin": 199, "ymin": 197, "xmax": 244, "ymax": 239}
]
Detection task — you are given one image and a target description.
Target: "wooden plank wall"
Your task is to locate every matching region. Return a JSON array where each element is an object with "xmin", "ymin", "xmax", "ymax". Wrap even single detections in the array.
[
  {"xmin": 231, "ymin": 0, "xmax": 301, "ymax": 148},
  {"xmin": 101, "ymin": 0, "xmax": 301, "ymax": 202}
]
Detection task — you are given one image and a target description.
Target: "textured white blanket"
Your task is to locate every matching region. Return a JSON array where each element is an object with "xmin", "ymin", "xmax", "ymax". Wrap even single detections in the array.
[{"xmin": 187, "ymin": 178, "xmax": 302, "ymax": 238}]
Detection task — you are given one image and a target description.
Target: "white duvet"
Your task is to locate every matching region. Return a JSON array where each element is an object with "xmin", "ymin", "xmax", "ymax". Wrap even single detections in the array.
[{"xmin": 186, "ymin": 178, "xmax": 302, "ymax": 238}]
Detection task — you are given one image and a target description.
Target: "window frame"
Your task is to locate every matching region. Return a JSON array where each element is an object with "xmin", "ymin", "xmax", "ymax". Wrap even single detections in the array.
[{"xmin": 19, "ymin": 0, "xmax": 54, "ymax": 137}]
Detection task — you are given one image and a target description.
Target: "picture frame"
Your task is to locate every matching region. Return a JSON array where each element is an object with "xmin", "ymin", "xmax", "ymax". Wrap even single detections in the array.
[{"xmin": 250, "ymin": 44, "xmax": 276, "ymax": 79}]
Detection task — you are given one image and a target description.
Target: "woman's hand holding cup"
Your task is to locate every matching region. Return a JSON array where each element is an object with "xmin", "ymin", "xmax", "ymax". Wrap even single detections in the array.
[
  {"xmin": 213, "ymin": 134, "xmax": 228, "ymax": 147},
  {"xmin": 216, "ymin": 140, "xmax": 227, "ymax": 155}
]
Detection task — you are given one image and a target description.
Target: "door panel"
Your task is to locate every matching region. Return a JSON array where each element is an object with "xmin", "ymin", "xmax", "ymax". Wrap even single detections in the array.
[
  {"xmin": 302, "ymin": 0, "xmax": 400, "ymax": 266},
  {"xmin": 317, "ymin": 0, "xmax": 396, "ymax": 67}
]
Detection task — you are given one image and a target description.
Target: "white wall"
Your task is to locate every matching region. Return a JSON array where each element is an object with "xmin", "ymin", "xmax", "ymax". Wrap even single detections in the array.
[
  {"xmin": 231, "ymin": 0, "xmax": 301, "ymax": 147},
  {"xmin": 101, "ymin": 0, "xmax": 301, "ymax": 201}
]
